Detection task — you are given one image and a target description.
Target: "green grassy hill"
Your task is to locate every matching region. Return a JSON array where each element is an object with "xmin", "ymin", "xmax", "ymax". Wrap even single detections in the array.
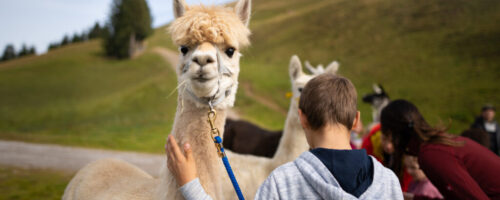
[
  {"xmin": 0, "ymin": 0, "xmax": 499, "ymax": 153},
  {"xmin": 0, "ymin": 167, "xmax": 70, "ymax": 200},
  {"xmin": 235, "ymin": 0, "xmax": 500, "ymax": 132},
  {"xmin": 0, "ymin": 30, "xmax": 178, "ymax": 152}
]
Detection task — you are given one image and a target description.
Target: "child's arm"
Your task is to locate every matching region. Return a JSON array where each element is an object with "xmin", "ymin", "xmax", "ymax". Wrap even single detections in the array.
[
  {"xmin": 179, "ymin": 178, "xmax": 213, "ymax": 200},
  {"xmin": 166, "ymin": 135, "xmax": 213, "ymax": 200}
]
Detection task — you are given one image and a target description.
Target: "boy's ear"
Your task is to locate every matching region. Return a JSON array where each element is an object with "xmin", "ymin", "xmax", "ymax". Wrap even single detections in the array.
[
  {"xmin": 298, "ymin": 109, "xmax": 310, "ymax": 130},
  {"xmin": 352, "ymin": 111, "xmax": 361, "ymax": 130}
]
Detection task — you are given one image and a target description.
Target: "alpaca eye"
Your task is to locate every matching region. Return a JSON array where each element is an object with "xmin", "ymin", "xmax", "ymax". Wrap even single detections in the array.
[
  {"xmin": 180, "ymin": 46, "xmax": 189, "ymax": 55},
  {"xmin": 225, "ymin": 47, "xmax": 235, "ymax": 58},
  {"xmin": 298, "ymin": 88, "xmax": 303, "ymax": 93}
]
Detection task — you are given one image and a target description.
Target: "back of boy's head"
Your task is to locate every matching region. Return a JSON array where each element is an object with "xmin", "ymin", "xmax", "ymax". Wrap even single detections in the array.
[{"xmin": 299, "ymin": 74, "xmax": 358, "ymax": 130}]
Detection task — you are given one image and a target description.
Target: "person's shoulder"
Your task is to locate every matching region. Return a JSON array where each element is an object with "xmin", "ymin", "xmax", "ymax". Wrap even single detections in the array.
[
  {"xmin": 269, "ymin": 161, "xmax": 300, "ymax": 178},
  {"xmin": 420, "ymin": 139, "xmax": 457, "ymax": 156},
  {"xmin": 258, "ymin": 161, "xmax": 303, "ymax": 193},
  {"xmin": 267, "ymin": 153, "xmax": 313, "ymax": 183},
  {"xmin": 361, "ymin": 156, "xmax": 403, "ymax": 200},
  {"xmin": 370, "ymin": 156, "xmax": 399, "ymax": 182},
  {"xmin": 471, "ymin": 116, "xmax": 484, "ymax": 126},
  {"xmin": 371, "ymin": 156, "xmax": 402, "ymax": 193}
]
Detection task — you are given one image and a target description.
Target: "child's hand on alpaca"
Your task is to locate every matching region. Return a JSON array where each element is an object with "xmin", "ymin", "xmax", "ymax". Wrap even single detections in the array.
[{"xmin": 166, "ymin": 135, "xmax": 198, "ymax": 186}]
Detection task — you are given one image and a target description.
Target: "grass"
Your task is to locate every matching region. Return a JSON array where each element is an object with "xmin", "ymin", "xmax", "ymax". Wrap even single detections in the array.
[
  {"xmin": 1, "ymin": 0, "xmax": 499, "ymax": 153},
  {"xmin": 0, "ymin": 32, "xmax": 178, "ymax": 153},
  {"xmin": 0, "ymin": 166, "xmax": 71, "ymax": 200},
  {"xmin": 233, "ymin": 0, "xmax": 500, "ymax": 133}
]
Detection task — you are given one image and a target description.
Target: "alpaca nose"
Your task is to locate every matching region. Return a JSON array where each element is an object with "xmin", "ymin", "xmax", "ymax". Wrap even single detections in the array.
[{"xmin": 192, "ymin": 54, "xmax": 215, "ymax": 67}]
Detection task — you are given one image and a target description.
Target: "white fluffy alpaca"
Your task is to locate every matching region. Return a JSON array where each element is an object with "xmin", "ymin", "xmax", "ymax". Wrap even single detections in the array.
[
  {"xmin": 219, "ymin": 55, "xmax": 340, "ymax": 199},
  {"xmin": 63, "ymin": 0, "xmax": 252, "ymax": 199}
]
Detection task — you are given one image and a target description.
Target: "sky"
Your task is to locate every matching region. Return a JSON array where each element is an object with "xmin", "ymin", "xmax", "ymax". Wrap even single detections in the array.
[{"xmin": 0, "ymin": 0, "xmax": 234, "ymax": 54}]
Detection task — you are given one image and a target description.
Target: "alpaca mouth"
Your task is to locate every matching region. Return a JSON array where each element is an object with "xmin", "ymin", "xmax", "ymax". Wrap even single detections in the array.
[
  {"xmin": 193, "ymin": 77, "xmax": 210, "ymax": 83},
  {"xmin": 192, "ymin": 74, "xmax": 215, "ymax": 83}
]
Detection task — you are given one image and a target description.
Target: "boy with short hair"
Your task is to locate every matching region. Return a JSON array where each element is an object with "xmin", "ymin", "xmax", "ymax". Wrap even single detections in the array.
[{"xmin": 167, "ymin": 74, "xmax": 403, "ymax": 199}]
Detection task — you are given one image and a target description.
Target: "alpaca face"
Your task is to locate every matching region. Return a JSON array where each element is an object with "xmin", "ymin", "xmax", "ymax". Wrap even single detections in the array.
[
  {"xmin": 362, "ymin": 84, "xmax": 390, "ymax": 122},
  {"xmin": 362, "ymin": 84, "xmax": 390, "ymax": 110},
  {"xmin": 178, "ymin": 42, "xmax": 241, "ymax": 109},
  {"xmin": 170, "ymin": 0, "xmax": 251, "ymax": 109},
  {"xmin": 289, "ymin": 55, "xmax": 340, "ymax": 105}
]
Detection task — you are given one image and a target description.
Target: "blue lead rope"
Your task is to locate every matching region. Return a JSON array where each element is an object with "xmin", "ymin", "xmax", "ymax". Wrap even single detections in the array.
[{"xmin": 214, "ymin": 136, "xmax": 245, "ymax": 200}]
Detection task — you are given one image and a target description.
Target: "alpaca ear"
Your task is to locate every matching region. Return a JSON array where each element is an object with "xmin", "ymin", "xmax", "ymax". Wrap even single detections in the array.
[
  {"xmin": 289, "ymin": 55, "xmax": 303, "ymax": 80},
  {"xmin": 373, "ymin": 83, "xmax": 383, "ymax": 94},
  {"xmin": 378, "ymin": 84, "xmax": 386, "ymax": 93},
  {"xmin": 317, "ymin": 64, "xmax": 325, "ymax": 74},
  {"xmin": 378, "ymin": 84, "xmax": 388, "ymax": 97},
  {"xmin": 235, "ymin": 0, "xmax": 251, "ymax": 26},
  {"xmin": 304, "ymin": 61, "xmax": 315, "ymax": 74},
  {"xmin": 325, "ymin": 61, "xmax": 339, "ymax": 74},
  {"xmin": 173, "ymin": 0, "xmax": 187, "ymax": 18}
]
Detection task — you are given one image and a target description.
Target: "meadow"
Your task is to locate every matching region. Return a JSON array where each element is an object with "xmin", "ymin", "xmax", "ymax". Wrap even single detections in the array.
[
  {"xmin": 0, "ymin": 167, "xmax": 70, "ymax": 200},
  {"xmin": 1, "ymin": 0, "xmax": 499, "ymax": 152}
]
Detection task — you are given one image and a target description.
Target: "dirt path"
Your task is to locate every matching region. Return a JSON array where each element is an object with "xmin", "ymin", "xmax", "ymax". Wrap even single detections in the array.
[
  {"xmin": 153, "ymin": 47, "xmax": 180, "ymax": 71},
  {"xmin": 0, "ymin": 140, "xmax": 164, "ymax": 177}
]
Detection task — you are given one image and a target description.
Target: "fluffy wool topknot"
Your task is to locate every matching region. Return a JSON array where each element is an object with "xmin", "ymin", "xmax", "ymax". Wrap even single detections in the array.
[{"xmin": 169, "ymin": 5, "xmax": 251, "ymax": 49}]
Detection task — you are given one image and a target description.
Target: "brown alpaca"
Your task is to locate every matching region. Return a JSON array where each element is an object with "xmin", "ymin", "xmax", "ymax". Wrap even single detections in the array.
[
  {"xmin": 223, "ymin": 119, "xmax": 283, "ymax": 157},
  {"xmin": 62, "ymin": 0, "xmax": 252, "ymax": 199}
]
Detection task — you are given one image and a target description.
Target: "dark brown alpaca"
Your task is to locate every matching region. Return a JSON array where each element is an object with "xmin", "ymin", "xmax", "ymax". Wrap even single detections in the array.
[{"xmin": 223, "ymin": 119, "xmax": 283, "ymax": 158}]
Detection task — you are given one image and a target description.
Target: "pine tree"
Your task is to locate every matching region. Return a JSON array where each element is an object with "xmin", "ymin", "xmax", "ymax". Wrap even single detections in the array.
[
  {"xmin": 18, "ymin": 44, "xmax": 29, "ymax": 57},
  {"xmin": 104, "ymin": 0, "xmax": 153, "ymax": 59},
  {"xmin": 81, "ymin": 31, "xmax": 89, "ymax": 42},
  {"xmin": 89, "ymin": 22, "xmax": 104, "ymax": 39},
  {"xmin": 61, "ymin": 35, "xmax": 70, "ymax": 46},
  {"xmin": 29, "ymin": 46, "xmax": 36, "ymax": 55},
  {"xmin": 72, "ymin": 33, "xmax": 82, "ymax": 43},
  {"xmin": 48, "ymin": 42, "xmax": 60, "ymax": 51},
  {"xmin": 1, "ymin": 44, "xmax": 16, "ymax": 61}
]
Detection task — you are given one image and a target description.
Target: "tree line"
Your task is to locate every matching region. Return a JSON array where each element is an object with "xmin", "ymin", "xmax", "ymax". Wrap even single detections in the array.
[
  {"xmin": 1, "ymin": 0, "xmax": 152, "ymax": 62},
  {"xmin": 48, "ymin": 22, "xmax": 107, "ymax": 51},
  {"xmin": 1, "ymin": 44, "xmax": 36, "ymax": 62}
]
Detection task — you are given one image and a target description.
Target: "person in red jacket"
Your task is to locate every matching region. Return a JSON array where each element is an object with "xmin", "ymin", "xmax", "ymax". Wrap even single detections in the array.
[
  {"xmin": 380, "ymin": 99, "xmax": 500, "ymax": 199},
  {"xmin": 362, "ymin": 123, "xmax": 413, "ymax": 192}
]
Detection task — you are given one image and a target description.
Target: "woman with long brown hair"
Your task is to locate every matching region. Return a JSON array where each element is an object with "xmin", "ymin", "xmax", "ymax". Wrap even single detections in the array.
[{"xmin": 381, "ymin": 99, "xmax": 500, "ymax": 200}]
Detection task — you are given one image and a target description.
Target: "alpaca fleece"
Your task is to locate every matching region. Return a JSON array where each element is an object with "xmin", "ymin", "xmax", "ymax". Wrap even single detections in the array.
[{"xmin": 169, "ymin": 6, "xmax": 250, "ymax": 48}]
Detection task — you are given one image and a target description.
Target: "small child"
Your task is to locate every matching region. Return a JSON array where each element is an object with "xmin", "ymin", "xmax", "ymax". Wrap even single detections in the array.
[
  {"xmin": 166, "ymin": 74, "xmax": 403, "ymax": 199},
  {"xmin": 403, "ymin": 155, "xmax": 443, "ymax": 200}
]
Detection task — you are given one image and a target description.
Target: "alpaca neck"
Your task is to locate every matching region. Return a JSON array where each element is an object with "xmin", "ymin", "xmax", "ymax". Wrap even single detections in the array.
[
  {"xmin": 171, "ymin": 97, "xmax": 227, "ymax": 199},
  {"xmin": 373, "ymin": 98, "xmax": 390, "ymax": 123},
  {"xmin": 271, "ymin": 100, "xmax": 308, "ymax": 168}
]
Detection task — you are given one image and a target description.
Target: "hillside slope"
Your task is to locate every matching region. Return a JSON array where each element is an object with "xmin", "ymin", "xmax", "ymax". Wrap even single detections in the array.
[
  {"xmin": 0, "ymin": 30, "xmax": 178, "ymax": 152},
  {"xmin": 234, "ymin": 0, "xmax": 500, "ymax": 132},
  {"xmin": 0, "ymin": 0, "xmax": 499, "ymax": 153}
]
